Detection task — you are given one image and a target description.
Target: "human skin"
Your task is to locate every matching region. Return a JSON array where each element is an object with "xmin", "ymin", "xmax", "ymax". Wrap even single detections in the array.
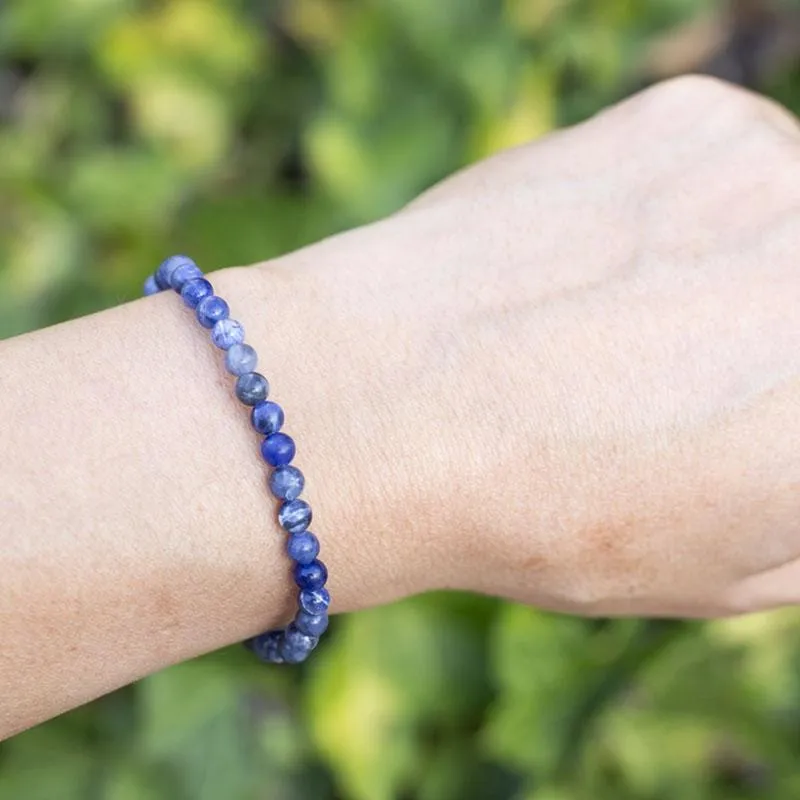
[{"xmin": 2, "ymin": 75, "xmax": 800, "ymax": 739}]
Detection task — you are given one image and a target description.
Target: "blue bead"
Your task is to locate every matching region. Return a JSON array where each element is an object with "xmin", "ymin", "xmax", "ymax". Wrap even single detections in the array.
[
  {"xmin": 280, "ymin": 625, "xmax": 318, "ymax": 663},
  {"xmin": 144, "ymin": 252, "xmax": 333, "ymax": 665},
  {"xmin": 270, "ymin": 465, "xmax": 304, "ymax": 500},
  {"xmin": 279, "ymin": 499, "xmax": 312, "ymax": 534},
  {"xmin": 235, "ymin": 372, "xmax": 269, "ymax": 405},
  {"xmin": 181, "ymin": 278, "xmax": 213, "ymax": 309},
  {"xmin": 294, "ymin": 559, "xmax": 328, "ymax": 591},
  {"xmin": 250, "ymin": 630, "xmax": 284, "ymax": 664},
  {"xmin": 225, "ymin": 343, "xmax": 258, "ymax": 376},
  {"xmin": 251, "ymin": 401, "xmax": 284, "ymax": 435},
  {"xmin": 261, "ymin": 433, "xmax": 296, "ymax": 467},
  {"xmin": 211, "ymin": 318, "xmax": 245, "ymax": 349},
  {"xmin": 196, "ymin": 295, "xmax": 230, "ymax": 328},
  {"xmin": 299, "ymin": 587, "xmax": 330, "ymax": 616},
  {"xmin": 157, "ymin": 255, "xmax": 195, "ymax": 289},
  {"xmin": 280, "ymin": 645, "xmax": 309, "ymax": 664},
  {"xmin": 286, "ymin": 531, "xmax": 319, "ymax": 564},
  {"xmin": 295, "ymin": 610, "xmax": 329, "ymax": 637},
  {"xmin": 170, "ymin": 262, "xmax": 203, "ymax": 291}
]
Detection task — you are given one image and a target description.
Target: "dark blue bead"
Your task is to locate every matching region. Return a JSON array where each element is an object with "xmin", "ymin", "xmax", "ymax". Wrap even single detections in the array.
[
  {"xmin": 157, "ymin": 254, "xmax": 195, "ymax": 289},
  {"xmin": 251, "ymin": 401, "xmax": 284, "ymax": 435},
  {"xmin": 181, "ymin": 278, "xmax": 213, "ymax": 309},
  {"xmin": 270, "ymin": 465, "xmax": 304, "ymax": 501},
  {"xmin": 295, "ymin": 610, "xmax": 329, "ymax": 637},
  {"xmin": 294, "ymin": 559, "xmax": 328, "ymax": 591},
  {"xmin": 280, "ymin": 623, "xmax": 318, "ymax": 663},
  {"xmin": 196, "ymin": 295, "xmax": 230, "ymax": 328},
  {"xmin": 211, "ymin": 319, "xmax": 245, "ymax": 349},
  {"xmin": 144, "ymin": 253, "xmax": 333, "ymax": 665},
  {"xmin": 250, "ymin": 630, "xmax": 284, "ymax": 664},
  {"xmin": 261, "ymin": 433, "xmax": 296, "ymax": 467},
  {"xmin": 225, "ymin": 342, "xmax": 258, "ymax": 375},
  {"xmin": 280, "ymin": 645, "xmax": 309, "ymax": 664},
  {"xmin": 299, "ymin": 587, "xmax": 330, "ymax": 616},
  {"xmin": 170, "ymin": 262, "xmax": 203, "ymax": 291},
  {"xmin": 235, "ymin": 372, "xmax": 269, "ymax": 405},
  {"xmin": 283, "ymin": 643, "xmax": 313, "ymax": 663},
  {"xmin": 279, "ymin": 499, "xmax": 312, "ymax": 534},
  {"xmin": 286, "ymin": 531, "xmax": 319, "ymax": 565}
]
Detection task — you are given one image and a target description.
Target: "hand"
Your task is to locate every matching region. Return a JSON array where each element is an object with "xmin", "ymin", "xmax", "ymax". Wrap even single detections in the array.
[{"xmin": 255, "ymin": 75, "xmax": 800, "ymax": 619}]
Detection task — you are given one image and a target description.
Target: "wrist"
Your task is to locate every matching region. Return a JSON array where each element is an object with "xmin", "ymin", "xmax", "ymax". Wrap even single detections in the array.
[{"xmin": 221, "ymin": 237, "xmax": 436, "ymax": 615}]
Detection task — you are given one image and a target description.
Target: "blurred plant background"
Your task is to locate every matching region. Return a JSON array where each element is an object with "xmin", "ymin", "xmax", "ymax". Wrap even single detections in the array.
[{"xmin": 3, "ymin": 0, "xmax": 800, "ymax": 798}]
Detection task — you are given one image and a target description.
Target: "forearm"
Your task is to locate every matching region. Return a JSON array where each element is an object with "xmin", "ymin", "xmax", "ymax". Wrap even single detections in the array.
[{"xmin": 0, "ymin": 238, "xmax": 428, "ymax": 738}]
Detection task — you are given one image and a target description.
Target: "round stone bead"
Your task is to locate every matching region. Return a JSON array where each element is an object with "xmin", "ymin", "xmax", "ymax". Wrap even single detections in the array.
[
  {"xmin": 261, "ymin": 433, "xmax": 296, "ymax": 467},
  {"xmin": 211, "ymin": 318, "xmax": 245, "ymax": 350},
  {"xmin": 196, "ymin": 295, "xmax": 230, "ymax": 329},
  {"xmin": 295, "ymin": 610, "xmax": 329, "ymax": 637},
  {"xmin": 279, "ymin": 499, "xmax": 312, "ymax": 534},
  {"xmin": 170, "ymin": 261, "xmax": 203, "ymax": 291},
  {"xmin": 225, "ymin": 343, "xmax": 258, "ymax": 376},
  {"xmin": 250, "ymin": 630, "xmax": 284, "ymax": 664},
  {"xmin": 143, "ymin": 275, "xmax": 160, "ymax": 295},
  {"xmin": 154, "ymin": 270, "xmax": 171, "ymax": 290},
  {"xmin": 286, "ymin": 531, "xmax": 319, "ymax": 565},
  {"xmin": 270, "ymin": 465, "xmax": 304, "ymax": 501},
  {"xmin": 299, "ymin": 587, "xmax": 330, "ymax": 616},
  {"xmin": 294, "ymin": 559, "xmax": 328, "ymax": 591},
  {"xmin": 280, "ymin": 624, "xmax": 319, "ymax": 664},
  {"xmin": 181, "ymin": 278, "xmax": 213, "ymax": 309},
  {"xmin": 251, "ymin": 400, "xmax": 284, "ymax": 435},
  {"xmin": 280, "ymin": 644, "xmax": 309, "ymax": 664},
  {"xmin": 157, "ymin": 254, "xmax": 195, "ymax": 289},
  {"xmin": 235, "ymin": 372, "xmax": 269, "ymax": 405}
]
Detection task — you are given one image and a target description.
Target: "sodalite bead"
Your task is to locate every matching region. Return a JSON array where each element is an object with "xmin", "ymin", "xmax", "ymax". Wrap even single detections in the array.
[
  {"xmin": 145, "ymin": 254, "xmax": 332, "ymax": 664},
  {"xmin": 235, "ymin": 372, "xmax": 269, "ymax": 405},
  {"xmin": 279, "ymin": 499, "xmax": 312, "ymax": 534},
  {"xmin": 251, "ymin": 400, "xmax": 284, "ymax": 435},
  {"xmin": 261, "ymin": 433, "xmax": 296, "ymax": 467},
  {"xmin": 181, "ymin": 278, "xmax": 213, "ymax": 309},
  {"xmin": 295, "ymin": 610, "xmax": 329, "ymax": 637},
  {"xmin": 299, "ymin": 587, "xmax": 330, "ymax": 616},
  {"xmin": 250, "ymin": 630, "xmax": 284, "ymax": 664},
  {"xmin": 211, "ymin": 318, "xmax": 245, "ymax": 350},
  {"xmin": 280, "ymin": 624, "xmax": 319, "ymax": 663},
  {"xmin": 157, "ymin": 254, "xmax": 194, "ymax": 289},
  {"xmin": 270, "ymin": 465, "xmax": 304, "ymax": 501},
  {"xmin": 196, "ymin": 295, "xmax": 230, "ymax": 329},
  {"xmin": 170, "ymin": 262, "xmax": 203, "ymax": 291},
  {"xmin": 294, "ymin": 559, "xmax": 328, "ymax": 591},
  {"xmin": 286, "ymin": 531, "xmax": 319, "ymax": 565},
  {"xmin": 225, "ymin": 343, "xmax": 258, "ymax": 375}
]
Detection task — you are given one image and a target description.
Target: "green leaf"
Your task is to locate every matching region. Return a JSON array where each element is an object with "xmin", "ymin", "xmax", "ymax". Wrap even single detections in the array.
[
  {"xmin": 306, "ymin": 597, "xmax": 490, "ymax": 800},
  {"xmin": 0, "ymin": 725, "xmax": 96, "ymax": 800}
]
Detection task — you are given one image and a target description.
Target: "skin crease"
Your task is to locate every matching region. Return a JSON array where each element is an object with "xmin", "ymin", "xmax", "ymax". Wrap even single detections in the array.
[{"xmin": 3, "ymin": 74, "xmax": 800, "ymax": 738}]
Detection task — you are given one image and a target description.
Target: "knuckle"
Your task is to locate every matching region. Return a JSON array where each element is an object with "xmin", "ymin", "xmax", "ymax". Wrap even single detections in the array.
[
  {"xmin": 652, "ymin": 73, "xmax": 739, "ymax": 103},
  {"xmin": 631, "ymin": 73, "xmax": 769, "ymax": 125}
]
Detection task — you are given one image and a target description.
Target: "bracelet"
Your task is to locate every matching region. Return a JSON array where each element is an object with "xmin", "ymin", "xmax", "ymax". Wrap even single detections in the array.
[{"xmin": 143, "ymin": 255, "xmax": 330, "ymax": 664}]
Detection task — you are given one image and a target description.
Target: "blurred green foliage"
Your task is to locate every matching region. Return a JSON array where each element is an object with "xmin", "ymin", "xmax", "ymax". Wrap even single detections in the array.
[{"xmin": 3, "ymin": 1, "xmax": 800, "ymax": 798}]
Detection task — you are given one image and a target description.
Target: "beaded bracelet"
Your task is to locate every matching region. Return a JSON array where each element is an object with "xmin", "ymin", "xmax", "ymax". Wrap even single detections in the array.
[{"xmin": 143, "ymin": 255, "xmax": 330, "ymax": 664}]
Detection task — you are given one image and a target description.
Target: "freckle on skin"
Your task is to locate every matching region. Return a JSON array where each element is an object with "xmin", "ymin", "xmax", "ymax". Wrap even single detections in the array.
[{"xmin": 521, "ymin": 553, "xmax": 547, "ymax": 571}]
